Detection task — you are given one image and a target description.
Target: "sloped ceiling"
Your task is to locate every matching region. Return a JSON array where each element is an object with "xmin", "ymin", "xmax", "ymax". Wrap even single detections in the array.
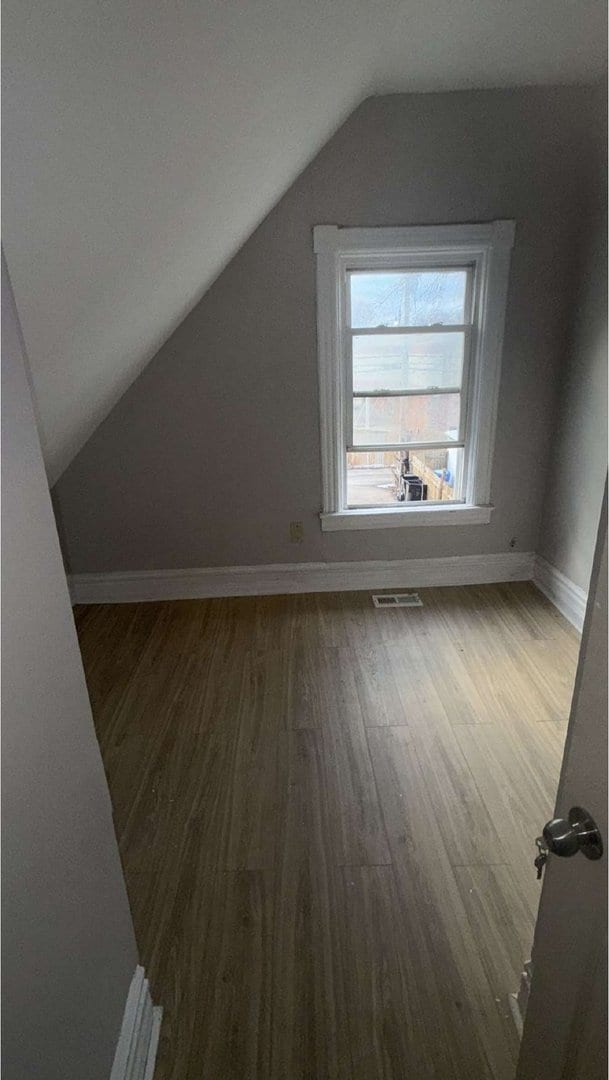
[{"xmin": 3, "ymin": 0, "xmax": 607, "ymax": 483}]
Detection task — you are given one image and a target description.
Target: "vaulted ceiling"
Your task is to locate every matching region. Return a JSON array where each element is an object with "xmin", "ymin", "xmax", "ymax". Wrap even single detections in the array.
[{"xmin": 4, "ymin": 0, "xmax": 606, "ymax": 482}]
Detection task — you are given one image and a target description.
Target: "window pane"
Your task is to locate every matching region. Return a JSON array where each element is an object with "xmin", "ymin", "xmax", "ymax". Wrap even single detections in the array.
[
  {"xmin": 352, "ymin": 332, "xmax": 464, "ymax": 392},
  {"xmin": 350, "ymin": 270, "xmax": 467, "ymax": 328},
  {"xmin": 352, "ymin": 394, "xmax": 460, "ymax": 446},
  {"xmin": 347, "ymin": 448, "xmax": 464, "ymax": 506}
]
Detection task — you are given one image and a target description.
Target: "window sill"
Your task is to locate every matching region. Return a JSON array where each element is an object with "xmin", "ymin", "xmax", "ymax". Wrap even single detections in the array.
[{"xmin": 320, "ymin": 504, "xmax": 493, "ymax": 531}]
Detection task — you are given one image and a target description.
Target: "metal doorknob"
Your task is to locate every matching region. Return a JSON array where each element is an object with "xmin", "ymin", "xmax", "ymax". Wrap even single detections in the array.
[{"xmin": 542, "ymin": 806, "xmax": 603, "ymax": 861}]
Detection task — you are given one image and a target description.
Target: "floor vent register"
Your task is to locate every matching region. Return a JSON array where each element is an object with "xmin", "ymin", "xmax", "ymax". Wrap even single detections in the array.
[{"xmin": 372, "ymin": 593, "xmax": 423, "ymax": 609}]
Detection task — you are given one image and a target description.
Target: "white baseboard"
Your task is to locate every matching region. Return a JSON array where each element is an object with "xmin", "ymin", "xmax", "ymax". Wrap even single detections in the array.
[
  {"xmin": 110, "ymin": 966, "xmax": 162, "ymax": 1080},
  {"xmin": 69, "ymin": 551, "xmax": 534, "ymax": 605},
  {"xmin": 533, "ymin": 555, "xmax": 587, "ymax": 633}
]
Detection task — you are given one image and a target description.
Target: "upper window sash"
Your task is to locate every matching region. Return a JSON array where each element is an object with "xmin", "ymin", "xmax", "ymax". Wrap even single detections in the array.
[{"xmin": 314, "ymin": 222, "xmax": 515, "ymax": 521}]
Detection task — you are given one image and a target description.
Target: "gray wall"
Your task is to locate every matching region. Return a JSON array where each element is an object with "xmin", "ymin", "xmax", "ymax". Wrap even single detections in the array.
[
  {"xmin": 1, "ymin": 255, "xmax": 138, "ymax": 1079},
  {"xmin": 54, "ymin": 86, "xmax": 605, "ymax": 574},
  {"xmin": 537, "ymin": 156, "xmax": 608, "ymax": 591}
]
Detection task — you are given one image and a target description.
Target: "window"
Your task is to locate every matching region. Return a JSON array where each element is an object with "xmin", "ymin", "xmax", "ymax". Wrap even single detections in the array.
[{"xmin": 313, "ymin": 222, "xmax": 515, "ymax": 530}]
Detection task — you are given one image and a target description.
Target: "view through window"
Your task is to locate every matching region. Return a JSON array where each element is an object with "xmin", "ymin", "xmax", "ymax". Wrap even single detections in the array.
[{"xmin": 347, "ymin": 269, "xmax": 470, "ymax": 508}]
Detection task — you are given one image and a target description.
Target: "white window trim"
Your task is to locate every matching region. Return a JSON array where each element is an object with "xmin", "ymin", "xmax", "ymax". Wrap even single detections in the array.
[{"xmin": 313, "ymin": 221, "xmax": 515, "ymax": 530}]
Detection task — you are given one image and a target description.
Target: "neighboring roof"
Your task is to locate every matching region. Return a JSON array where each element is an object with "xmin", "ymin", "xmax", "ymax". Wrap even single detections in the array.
[{"xmin": 3, "ymin": 0, "xmax": 607, "ymax": 482}]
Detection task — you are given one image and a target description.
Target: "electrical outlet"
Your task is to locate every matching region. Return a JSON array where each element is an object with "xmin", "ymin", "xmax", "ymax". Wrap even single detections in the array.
[{"xmin": 289, "ymin": 521, "xmax": 304, "ymax": 543}]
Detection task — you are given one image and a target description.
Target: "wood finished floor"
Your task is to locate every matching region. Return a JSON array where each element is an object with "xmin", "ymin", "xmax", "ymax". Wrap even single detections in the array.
[{"xmin": 75, "ymin": 582, "xmax": 579, "ymax": 1080}]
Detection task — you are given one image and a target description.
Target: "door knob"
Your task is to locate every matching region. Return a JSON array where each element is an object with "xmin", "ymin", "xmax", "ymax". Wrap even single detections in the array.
[
  {"xmin": 542, "ymin": 806, "xmax": 603, "ymax": 861},
  {"xmin": 534, "ymin": 807, "xmax": 603, "ymax": 879}
]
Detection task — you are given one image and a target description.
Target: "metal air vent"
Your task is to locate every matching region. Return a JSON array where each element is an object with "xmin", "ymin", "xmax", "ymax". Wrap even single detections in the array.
[{"xmin": 372, "ymin": 593, "xmax": 423, "ymax": 608}]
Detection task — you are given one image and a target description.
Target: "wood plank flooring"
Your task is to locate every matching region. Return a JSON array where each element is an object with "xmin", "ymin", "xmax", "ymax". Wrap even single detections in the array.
[{"xmin": 75, "ymin": 582, "xmax": 579, "ymax": 1080}]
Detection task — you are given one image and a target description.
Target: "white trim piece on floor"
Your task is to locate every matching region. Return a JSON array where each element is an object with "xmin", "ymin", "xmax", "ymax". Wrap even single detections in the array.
[
  {"xmin": 69, "ymin": 551, "xmax": 534, "ymax": 605},
  {"xmin": 110, "ymin": 966, "xmax": 162, "ymax": 1080},
  {"xmin": 508, "ymin": 993, "xmax": 524, "ymax": 1040},
  {"xmin": 533, "ymin": 555, "xmax": 588, "ymax": 633},
  {"xmin": 509, "ymin": 959, "xmax": 533, "ymax": 1040}
]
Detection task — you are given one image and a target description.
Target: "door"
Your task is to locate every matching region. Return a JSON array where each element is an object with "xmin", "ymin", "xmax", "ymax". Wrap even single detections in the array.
[{"xmin": 517, "ymin": 481, "xmax": 607, "ymax": 1080}]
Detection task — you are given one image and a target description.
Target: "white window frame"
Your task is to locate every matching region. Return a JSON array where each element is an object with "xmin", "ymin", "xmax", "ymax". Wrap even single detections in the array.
[{"xmin": 313, "ymin": 221, "xmax": 515, "ymax": 530}]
